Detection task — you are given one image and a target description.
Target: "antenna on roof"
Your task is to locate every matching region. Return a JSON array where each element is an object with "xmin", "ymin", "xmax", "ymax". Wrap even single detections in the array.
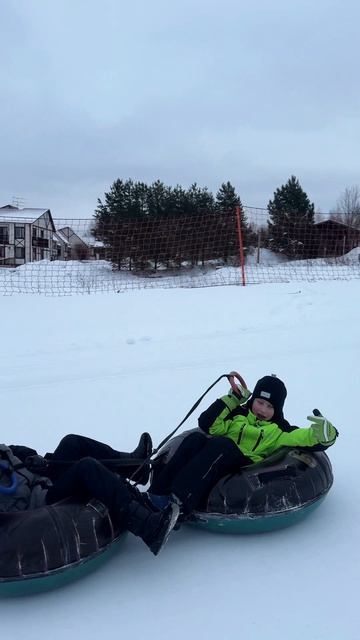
[{"xmin": 12, "ymin": 196, "xmax": 26, "ymax": 209}]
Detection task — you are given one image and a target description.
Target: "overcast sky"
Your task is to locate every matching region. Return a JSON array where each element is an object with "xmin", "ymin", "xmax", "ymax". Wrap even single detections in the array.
[{"xmin": 1, "ymin": 0, "xmax": 359, "ymax": 219}]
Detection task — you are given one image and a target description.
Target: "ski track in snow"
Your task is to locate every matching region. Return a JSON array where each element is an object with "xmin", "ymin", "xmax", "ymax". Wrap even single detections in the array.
[{"xmin": 0, "ymin": 327, "xmax": 357, "ymax": 393}]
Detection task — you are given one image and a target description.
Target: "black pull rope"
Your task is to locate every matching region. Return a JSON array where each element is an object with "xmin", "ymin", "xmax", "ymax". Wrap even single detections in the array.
[
  {"xmin": 28, "ymin": 374, "xmax": 232, "ymax": 481},
  {"xmin": 130, "ymin": 373, "xmax": 230, "ymax": 483}
]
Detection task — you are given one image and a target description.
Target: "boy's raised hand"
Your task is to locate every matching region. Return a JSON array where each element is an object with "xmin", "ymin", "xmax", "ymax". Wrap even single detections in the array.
[{"xmin": 307, "ymin": 413, "xmax": 338, "ymax": 445}]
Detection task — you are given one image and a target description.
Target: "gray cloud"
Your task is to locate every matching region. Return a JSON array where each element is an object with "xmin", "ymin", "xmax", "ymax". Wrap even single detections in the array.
[{"xmin": 1, "ymin": 0, "xmax": 359, "ymax": 217}]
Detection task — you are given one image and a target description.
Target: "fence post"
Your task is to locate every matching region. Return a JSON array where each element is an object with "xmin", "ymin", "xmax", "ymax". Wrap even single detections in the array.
[
  {"xmin": 235, "ymin": 205, "xmax": 246, "ymax": 286},
  {"xmin": 257, "ymin": 229, "xmax": 261, "ymax": 264}
]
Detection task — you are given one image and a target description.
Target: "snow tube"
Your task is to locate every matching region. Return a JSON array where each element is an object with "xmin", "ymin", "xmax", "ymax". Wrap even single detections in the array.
[
  {"xmin": 0, "ymin": 498, "xmax": 126, "ymax": 597},
  {"xmin": 152, "ymin": 430, "xmax": 334, "ymax": 534}
]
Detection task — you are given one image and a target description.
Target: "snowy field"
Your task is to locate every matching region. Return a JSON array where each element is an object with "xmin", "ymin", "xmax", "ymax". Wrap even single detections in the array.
[
  {"xmin": 0, "ymin": 246, "xmax": 359, "ymax": 295},
  {"xmin": 1, "ymin": 279, "xmax": 359, "ymax": 640}
]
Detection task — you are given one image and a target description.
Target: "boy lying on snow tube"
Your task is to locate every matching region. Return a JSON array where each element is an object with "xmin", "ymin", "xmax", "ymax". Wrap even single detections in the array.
[
  {"xmin": 0, "ymin": 375, "xmax": 339, "ymax": 558},
  {"xmin": 0, "ymin": 432, "xmax": 178, "ymax": 557},
  {"xmin": 148, "ymin": 375, "xmax": 338, "ymax": 522}
]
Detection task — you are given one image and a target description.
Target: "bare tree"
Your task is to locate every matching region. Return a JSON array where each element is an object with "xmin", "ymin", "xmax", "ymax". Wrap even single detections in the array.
[{"xmin": 330, "ymin": 186, "xmax": 360, "ymax": 229}]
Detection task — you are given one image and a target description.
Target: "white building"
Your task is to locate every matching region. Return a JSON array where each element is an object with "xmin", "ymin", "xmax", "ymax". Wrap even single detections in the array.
[
  {"xmin": 57, "ymin": 226, "xmax": 90, "ymax": 260},
  {"xmin": 0, "ymin": 205, "xmax": 56, "ymax": 267}
]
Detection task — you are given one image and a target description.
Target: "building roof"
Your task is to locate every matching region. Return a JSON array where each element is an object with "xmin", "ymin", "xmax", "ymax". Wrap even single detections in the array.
[
  {"xmin": 53, "ymin": 230, "xmax": 70, "ymax": 245},
  {"xmin": 0, "ymin": 206, "xmax": 51, "ymax": 224},
  {"xmin": 57, "ymin": 226, "xmax": 90, "ymax": 247},
  {"xmin": 315, "ymin": 219, "xmax": 360, "ymax": 232}
]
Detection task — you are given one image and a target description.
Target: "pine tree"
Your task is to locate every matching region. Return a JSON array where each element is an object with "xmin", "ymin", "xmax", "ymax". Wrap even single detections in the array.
[
  {"xmin": 216, "ymin": 181, "xmax": 240, "ymax": 212},
  {"xmin": 215, "ymin": 182, "xmax": 251, "ymax": 261},
  {"xmin": 186, "ymin": 183, "xmax": 215, "ymax": 215},
  {"xmin": 215, "ymin": 182, "xmax": 249, "ymax": 228},
  {"xmin": 93, "ymin": 178, "xmax": 148, "ymax": 225},
  {"xmin": 267, "ymin": 175, "xmax": 315, "ymax": 258},
  {"xmin": 92, "ymin": 179, "xmax": 149, "ymax": 270},
  {"xmin": 146, "ymin": 180, "xmax": 169, "ymax": 217}
]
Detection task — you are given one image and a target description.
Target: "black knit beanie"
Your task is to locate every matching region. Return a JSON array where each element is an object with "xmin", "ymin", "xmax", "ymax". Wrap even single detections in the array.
[{"xmin": 250, "ymin": 375, "xmax": 287, "ymax": 420}]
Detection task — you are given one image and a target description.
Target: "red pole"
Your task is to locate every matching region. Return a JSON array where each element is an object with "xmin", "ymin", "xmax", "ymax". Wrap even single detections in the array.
[{"xmin": 235, "ymin": 205, "xmax": 246, "ymax": 286}]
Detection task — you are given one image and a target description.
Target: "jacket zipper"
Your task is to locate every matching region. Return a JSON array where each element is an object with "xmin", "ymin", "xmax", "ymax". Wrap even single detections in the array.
[{"xmin": 252, "ymin": 430, "xmax": 264, "ymax": 451}]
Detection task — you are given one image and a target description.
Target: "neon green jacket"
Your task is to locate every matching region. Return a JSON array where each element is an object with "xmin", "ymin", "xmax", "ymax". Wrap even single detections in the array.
[{"xmin": 207, "ymin": 396, "xmax": 333, "ymax": 463}]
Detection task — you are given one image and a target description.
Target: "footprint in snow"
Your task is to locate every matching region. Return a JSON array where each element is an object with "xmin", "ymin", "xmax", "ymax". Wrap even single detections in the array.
[{"xmin": 126, "ymin": 336, "xmax": 152, "ymax": 345}]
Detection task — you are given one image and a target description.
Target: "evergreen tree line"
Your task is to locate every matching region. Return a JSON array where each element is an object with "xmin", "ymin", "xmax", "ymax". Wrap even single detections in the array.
[
  {"xmin": 92, "ymin": 179, "xmax": 253, "ymax": 270},
  {"xmin": 92, "ymin": 176, "xmax": 359, "ymax": 270},
  {"xmin": 94, "ymin": 179, "xmax": 244, "ymax": 220}
]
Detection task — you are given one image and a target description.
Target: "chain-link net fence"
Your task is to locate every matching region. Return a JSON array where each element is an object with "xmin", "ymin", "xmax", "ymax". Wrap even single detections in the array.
[{"xmin": 0, "ymin": 207, "xmax": 359, "ymax": 294}]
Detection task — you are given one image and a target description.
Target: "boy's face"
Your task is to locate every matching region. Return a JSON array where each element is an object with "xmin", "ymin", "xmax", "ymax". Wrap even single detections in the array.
[{"xmin": 252, "ymin": 397, "xmax": 275, "ymax": 421}]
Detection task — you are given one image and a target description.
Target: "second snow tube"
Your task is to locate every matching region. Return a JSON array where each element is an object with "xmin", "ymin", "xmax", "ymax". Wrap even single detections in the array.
[{"xmin": 0, "ymin": 498, "xmax": 126, "ymax": 597}]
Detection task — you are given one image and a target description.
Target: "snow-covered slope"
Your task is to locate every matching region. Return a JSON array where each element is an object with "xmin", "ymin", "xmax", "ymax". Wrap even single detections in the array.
[{"xmin": 1, "ymin": 280, "xmax": 359, "ymax": 640}]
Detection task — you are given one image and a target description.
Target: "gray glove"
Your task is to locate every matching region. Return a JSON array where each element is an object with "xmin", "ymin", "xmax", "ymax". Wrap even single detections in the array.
[{"xmin": 307, "ymin": 414, "xmax": 338, "ymax": 445}]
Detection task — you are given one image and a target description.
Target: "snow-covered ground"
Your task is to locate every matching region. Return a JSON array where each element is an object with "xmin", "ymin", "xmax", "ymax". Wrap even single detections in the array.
[
  {"xmin": 1, "ymin": 279, "xmax": 359, "ymax": 640},
  {"xmin": 0, "ymin": 246, "xmax": 359, "ymax": 295}
]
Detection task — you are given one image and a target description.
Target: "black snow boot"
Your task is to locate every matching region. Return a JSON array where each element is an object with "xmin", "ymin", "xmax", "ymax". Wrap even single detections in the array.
[
  {"xmin": 125, "ymin": 499, "xmax": 180, "ymax": 555},
  {"xmin": 128, "ymin": 432, "xmax": 153, "ymax": 485},
  {"xmin": 115, "ymin": 433, "xmax": 153, "ymax": 485},
  {"xmin": 131, "ymin": 432, "xmax": 152, "ymax": 460}
]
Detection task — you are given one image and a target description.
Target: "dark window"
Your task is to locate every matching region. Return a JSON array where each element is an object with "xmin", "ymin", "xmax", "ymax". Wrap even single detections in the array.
[
  {"xmin": 32, "ymin": 227, "xmax": 37, "ymax": 237},
  {"xmin": 0, "ymin": 246, "xmax": 4, "ymax": 258},
  {"xmin": 15, "ymin": 226, "xmax": 25, "ymax": 239},
  {"xmin": 40, "ymin": 230, "xmax": 44, "ymax": 238},
  {"xmin": 40, "ymin": 249, "xmax": 44, "ymax": 259},
  {"xmin": 15, "ymin": 247, "xmax": 25, "ymax": 259},
  {"xmin": 0, "ymin": 226, "xmax": 9, "ymax": 244}
]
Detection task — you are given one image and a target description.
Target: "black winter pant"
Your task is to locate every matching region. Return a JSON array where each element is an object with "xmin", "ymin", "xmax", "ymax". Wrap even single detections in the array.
[
  {"xmin": 45, "ymin": 435, "xmax": 137, "ymax": 520},
  {"xmin": 46, "ymin": 433, "xmax": 137, "ymax": 481},
  {"xmin": 149, "ymin": 431, "xmax": 248, "ymax": 514}
]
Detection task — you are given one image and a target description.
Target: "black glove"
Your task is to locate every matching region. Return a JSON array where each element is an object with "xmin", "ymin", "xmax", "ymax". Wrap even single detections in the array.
[{"xmin": 24, "ymin": 454, "xmax": 49, "ymax": 472}]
